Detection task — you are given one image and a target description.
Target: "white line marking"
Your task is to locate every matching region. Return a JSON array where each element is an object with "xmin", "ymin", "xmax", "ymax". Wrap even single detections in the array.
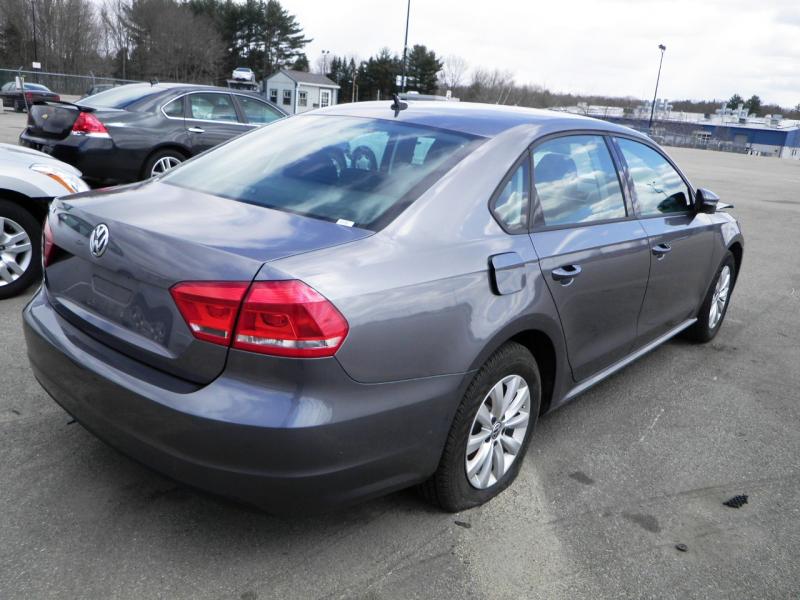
[{"xmin": 639, "ymin": 407, "xmax": 665, "ymax": 443}]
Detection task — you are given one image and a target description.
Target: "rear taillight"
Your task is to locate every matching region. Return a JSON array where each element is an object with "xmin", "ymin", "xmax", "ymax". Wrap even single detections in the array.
[
  {"xmin": 25, "ymin": 92, "xmax": 33, "ymax": 102},
  {"xmin": 42, "ymin": 217, "xmax": 56, "ymax": 267},
  {"xmin": 170, "ymin": 280, "xmax": 349, "ymax": 357},
  {"xmin": 170, "ymin": 282, "xmax": 249, "ymax": 345},
  {"xmin": 71, "ymin": 111, "xmax": 109, "ymax": 137},
  {"xmin": 233, "ymin": 281, "xmax": 349, "ymax": 358}
]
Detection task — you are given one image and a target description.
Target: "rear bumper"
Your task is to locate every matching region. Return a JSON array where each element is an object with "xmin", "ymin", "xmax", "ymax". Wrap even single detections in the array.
[
  {"xmin": 19, "ymin": 132, "xmax": 140, "ymax": 183},
  {"xmin": 23, "ymin": 289, "xmax": 464, "ymax": 513}
]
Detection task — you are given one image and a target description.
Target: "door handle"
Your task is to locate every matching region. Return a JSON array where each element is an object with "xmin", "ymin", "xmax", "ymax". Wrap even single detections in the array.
[
  {"xmin": 652, "ymin": 243, "xmax": 672, "ymax": 258},
  {"xmin": 187, "ymin": 127, "xmax": 205, "ymax": 133},
  {"xmin": 551, "ymin": 264, "xmax": 581, "ymax": 285}
]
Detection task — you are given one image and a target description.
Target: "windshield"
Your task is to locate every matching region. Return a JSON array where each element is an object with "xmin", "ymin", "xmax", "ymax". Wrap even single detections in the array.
[
  {"xmin": 162, "ymin": 115, "xmax": 482, "ymax": 229},
  {"xmin": 78, "ymin": 84, "xmax": 163, "ymax": 109}
]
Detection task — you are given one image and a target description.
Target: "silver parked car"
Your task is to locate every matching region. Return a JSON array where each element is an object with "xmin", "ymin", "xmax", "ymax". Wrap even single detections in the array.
[
  {"xmin": 0, "ymin": 143, "xmax": 89, "ymax": 298},
  {"xmin": 23, "ymin": 101, "xmax": 743, "ymax": 512}
]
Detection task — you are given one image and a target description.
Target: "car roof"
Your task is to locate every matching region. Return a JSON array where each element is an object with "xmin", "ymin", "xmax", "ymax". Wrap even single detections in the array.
[{"xmin": 316, "ymin": 100, "xmax": 646, "ymax": 139}]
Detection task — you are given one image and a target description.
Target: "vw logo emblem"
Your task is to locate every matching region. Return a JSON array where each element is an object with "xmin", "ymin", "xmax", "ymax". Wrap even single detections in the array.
[{"xmin": 89, "ymin": 224, "xmax": 109, "ymax": 258}]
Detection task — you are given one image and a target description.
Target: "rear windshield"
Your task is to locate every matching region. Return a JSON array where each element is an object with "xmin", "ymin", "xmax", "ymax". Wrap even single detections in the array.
[
  {"xmin": 25, "ymin": 83, "xmax": 49, "ymax": 91},
  {"xmin": 78, "ymin": 85, "xmax": 163, "ymax": 109},
  {"xmin": 162, "ymin": 115, "xmax": 482, "ymax": 229}
]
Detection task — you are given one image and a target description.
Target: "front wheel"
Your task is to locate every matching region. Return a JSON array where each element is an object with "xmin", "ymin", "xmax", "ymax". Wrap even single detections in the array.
[
  {"xmin": 420, "ymin": 342, "xmax": 541, "ymax": 512},
  {"xmin": 684, "ymin": 251, "xmax": 736, "ymax": 343},
  {"xmin": 0, "ymin": 200, "xmax": 42, "ymax": 299}
]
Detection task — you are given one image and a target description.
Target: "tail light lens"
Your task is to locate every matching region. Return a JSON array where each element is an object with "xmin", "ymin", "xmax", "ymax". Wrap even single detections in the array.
[
  {"xmin": 170, "ymin": 282, "xmax": 249, "ymax": 345},
  {"xmin": 71, "ymin": 111, "xmax": 109, "ymax": 137},
  {"xmin": 42, "ymin": 217, "xmax": 56, "ymax": 267},
  {"xmin": 170, "ymin": 280, "xmax": 349, "ymax": 357},
  {"xmin": 233, "ymin": 281, "xmax": 349, "ymax": 357}
]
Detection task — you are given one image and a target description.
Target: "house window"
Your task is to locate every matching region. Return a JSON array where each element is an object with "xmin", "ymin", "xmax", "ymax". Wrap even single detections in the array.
[
  {"xmin": 283, "ymin": 89, "xmax": 292, "ymax": 106},
  {"xmin": 298, "ymin": 91, "xmax": 307, "ymax": 107},
  {"xmin": 320, "ymin": 89, "xmax": 331, "ymax": 108},
  {"xmin": 269, "ymin": 88, "xmax": 278, "ymax": 104}
]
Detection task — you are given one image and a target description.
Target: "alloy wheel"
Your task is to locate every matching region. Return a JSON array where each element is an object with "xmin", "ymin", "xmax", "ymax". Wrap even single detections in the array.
[
  {"xmin": 709, "ymin": 265, "xmax": 731, "ymax": 329},
  {"xmin": 465, "ymin": 374, "xmax": 531, "ymax": 489},
  {"xmin": 151, "ymin": 156, "xmax": 182, "ymax": 177},
  {"xmin": 0, "ymin": 217, "xmax": 33, "ymax": 286}
]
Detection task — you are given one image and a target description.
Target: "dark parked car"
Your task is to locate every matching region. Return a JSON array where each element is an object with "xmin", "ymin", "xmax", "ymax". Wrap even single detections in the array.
[
  {"xmin": 19, "ymin": 83, "xmax": 286, "ymax": 184},
  {"xmin": 1, "ymin": 82, "xmax": 60, "ymax": 112},
  {"xmin": 24, "ymin": 101, "xmax": 743, "ymax": 513}
]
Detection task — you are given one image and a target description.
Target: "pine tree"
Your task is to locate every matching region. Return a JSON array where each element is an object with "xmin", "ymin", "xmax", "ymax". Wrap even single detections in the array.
[{"xmin": 406, "ymin": 45, "xmax": 442, "ymax": 94}]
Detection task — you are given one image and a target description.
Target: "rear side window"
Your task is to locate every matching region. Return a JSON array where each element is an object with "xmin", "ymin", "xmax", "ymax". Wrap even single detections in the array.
[
  {"xmin": 162, "ymin": 115, "xmax": 481, "ymax": 230},
  {"xmin": 615, "ymin": 138, "xmax": 692, "ymax": 216},
  {"xmin": 533, "ymin": 135, "xmax": 626, "ymax": 227},
  {"xmin": 237, "ymin": 95, "xmax": 282, "ymax": 124},
  {"xmin": 491, "ymin": 160, "xmax": 530, "ymax": 234},
  {"xmin": 188, "ymin": 93, "xmax": 238, "ymax": 122}
]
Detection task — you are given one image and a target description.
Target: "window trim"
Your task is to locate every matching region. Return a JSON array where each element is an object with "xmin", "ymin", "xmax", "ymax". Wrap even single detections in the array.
[
  {"xmin": 608, "ymin": 134, "xmax": 696, "ymax": 219},
  {"xmin": 282, "ymin": 89, "xmax": 292, "ymax": 106},
  {"xmin": 298, "ymin": 90, "xmax": 308, "ymax": 107},
  {"xmin": 489, "ymin": 152, "xmax": 532, "ymax": 235},
  {"xmin": 529, "ymin": 131, "xmax": 634, "ymax": 232},
  {"xmin": 269, "ymin": 88, "xmax": 278, "ymax": 103}
]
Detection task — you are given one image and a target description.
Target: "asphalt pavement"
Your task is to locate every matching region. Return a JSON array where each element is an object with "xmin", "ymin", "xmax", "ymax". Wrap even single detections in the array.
[{"xmin": 0, "ymin": 115, "xmax": 798, "ymax": 599}]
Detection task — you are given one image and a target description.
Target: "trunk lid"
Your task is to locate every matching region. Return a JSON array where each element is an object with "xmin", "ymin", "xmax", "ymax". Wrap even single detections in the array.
[
  {"xmin": 45, "ymin": 181, "xmax": 371, "ymax": 384},
  {"xmin": 26, "ymin": 102, "xmax": 119, "ymax": 140}
]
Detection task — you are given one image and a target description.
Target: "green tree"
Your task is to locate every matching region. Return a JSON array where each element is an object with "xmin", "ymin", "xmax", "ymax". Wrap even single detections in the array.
[
  {"xmin": 726, "ymin": 93, "xmax": 744, "ymax": 109},
  {"xmin": 360, "ymin": 48, "xmax": 401, "ymax": 100},
  {"xmin": 744, "ymin": 94, "xmax": 762, "ymax": 116},
  {"xmin": 292, "ymin": 53, "xmax": 309, "ymax": 71},
  {"xmin": 260, "ymin": 0, "xmax": 310, "ymax": 77},
  {"xmin": 406, "ymin": 44, "xmax": 442, "ymax": 94}
]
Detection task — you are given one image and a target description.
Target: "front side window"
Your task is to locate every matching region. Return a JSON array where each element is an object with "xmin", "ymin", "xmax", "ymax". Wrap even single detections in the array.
[
  {"xmin": 162, "ymin": 115, "xmax": 481, "ymax": 230},
  {"xmin": 615, "ymin": 138, "xmax": 692, "ymax": 216},
  {"xmin": 188, "ymin": 93, "xmax": 238, "ymax": 122},
  {"xmin": 162, "ymin": 98, "xmax": 184, "ymax": 118},
  {"xmin": 282, "ymin": 89, "xmax": 292, "ymax": 106},
  {"xmin": 491, "ymin": 160, "xmax": 530, "ymax": 233},
  {"xmin": 533, "ymin": 135, "xmax": 627, "ymax": 227},
  {"xmin": 237, "ymin": 95, "xmax": 281, "ymax": 124},
  {"xmin": 269, "ymin": 88, "xmax": 278, "ymax": 103}
]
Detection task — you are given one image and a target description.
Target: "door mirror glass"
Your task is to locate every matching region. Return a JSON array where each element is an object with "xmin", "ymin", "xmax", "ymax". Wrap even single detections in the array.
[{"xmin": 695, "ymin": 188, "xmax": 720, "ymax": 214}]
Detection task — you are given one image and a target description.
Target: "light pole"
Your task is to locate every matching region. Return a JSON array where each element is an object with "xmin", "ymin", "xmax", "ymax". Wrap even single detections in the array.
[
  {"xmin": 400, "ymin": 0, "xmax": 411, "ymax": 92},
  {"xmin": 648, "ymin": 44, "xmax": 666, "ymax": 131},
  {"xmin": 321, "ymin": 50, "xmax": 330, "ymax": 75}
]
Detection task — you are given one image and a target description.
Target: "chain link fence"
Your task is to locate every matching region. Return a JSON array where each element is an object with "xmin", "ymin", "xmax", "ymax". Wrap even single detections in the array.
[{"xmin": 0, "ymin": 68, "xmax": 141, "ymax": 100}]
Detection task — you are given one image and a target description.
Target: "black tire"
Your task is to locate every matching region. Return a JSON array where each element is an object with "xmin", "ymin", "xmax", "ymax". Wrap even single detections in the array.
[
  {"xmin": 0, "ymin": 200, "xmax": 42, "ymax": 300},
  {"xmin": 683, "ymin": 251, "xmax": 736, "ymax": 343},
  {"xmin": 420, "ymin": 341, "xmax": 541, "ymax": 512},
  {"xmin": 141, "ymin": 148, "xmax": 187, "ymax": 180},
  {"xmin": 13, "ymin": 99, "xmax": 25, "ymax": 113}
]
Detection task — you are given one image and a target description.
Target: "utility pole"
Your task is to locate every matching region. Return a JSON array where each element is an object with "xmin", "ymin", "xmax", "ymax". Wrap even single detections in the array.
[
  {"xmin": 31, "ymin": 1, "xmax": 39, "ymax": 65},
  {"xmin": 400, "ymin": 0, "xmax": 411, "ymax": 92},
  {"xmin": 648, "ymin": 44, "xmax": 666, "ymax": 131},
  {"xmin": 321, "ymin": 50, "xmax": 330, "ymax": 75}
]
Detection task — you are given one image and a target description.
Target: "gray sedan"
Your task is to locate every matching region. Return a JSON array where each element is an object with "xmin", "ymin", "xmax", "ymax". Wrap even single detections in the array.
[{"xmin": 23, "ymin": 101, "xmax": 743, "ymax": 513}]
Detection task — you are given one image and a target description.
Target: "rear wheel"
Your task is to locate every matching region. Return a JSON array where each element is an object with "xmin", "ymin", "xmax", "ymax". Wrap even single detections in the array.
[
  {"xmin": 421, "ymin": 342, "xmax": 541, "ymax": 512},
  {"xmin": 0, "ymin": 200, "xmax": 41, "ymax": 299},
  {"xmin": 143, "ymin": 149, "xmax": 186, "ymax": 179},
  {"xmin": 13, "ymin": 99, "xmax": 25, "ymax": 113},
  {"xmin": 684, "ymin": 251, "xmax": 736, "ymax": 343}
]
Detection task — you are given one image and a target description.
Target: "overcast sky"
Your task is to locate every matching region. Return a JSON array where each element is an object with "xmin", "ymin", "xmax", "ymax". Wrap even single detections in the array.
[{"xmin": 284, "ymin": 0, "xmax": 800, "ymax": 107}]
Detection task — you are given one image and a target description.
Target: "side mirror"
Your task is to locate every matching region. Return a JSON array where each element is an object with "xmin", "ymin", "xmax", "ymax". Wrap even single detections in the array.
[{"xmin": 695, "ymin": 188, "xmax": 720, "ymax": 214}]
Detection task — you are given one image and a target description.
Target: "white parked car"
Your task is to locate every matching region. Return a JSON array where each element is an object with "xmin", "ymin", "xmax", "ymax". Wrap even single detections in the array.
[
  {"xmin": 232, "ymin": 67, "xmax": 256, "ymax": 82},
  {"xmin": 0, "ymin": 143, "xmax": 89, "ymax": 298}
]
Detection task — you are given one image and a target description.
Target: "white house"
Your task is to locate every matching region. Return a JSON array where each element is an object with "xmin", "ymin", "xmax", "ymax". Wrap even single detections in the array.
[{"xmin": 264, "ymin": 69, "xmax": 340, "ymax": 115}]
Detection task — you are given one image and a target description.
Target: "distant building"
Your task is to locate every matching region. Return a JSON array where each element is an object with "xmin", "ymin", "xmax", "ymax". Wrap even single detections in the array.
[
  {"xmin": 551, "ymin": 100, "xmax": 800, "ymax": 159},
  {"xmin": 264, "ymin": 69, "xmax": 340, "ymax": 115}
]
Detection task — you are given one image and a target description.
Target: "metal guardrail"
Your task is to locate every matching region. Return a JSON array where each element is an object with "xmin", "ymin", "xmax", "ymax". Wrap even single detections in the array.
[{"xmin": 0, "ymin": 68, "xmax": 141, "ymax": 97}]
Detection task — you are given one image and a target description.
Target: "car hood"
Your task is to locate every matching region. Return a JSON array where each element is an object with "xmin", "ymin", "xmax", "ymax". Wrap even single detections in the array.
[{"xmin": 0, "ymin": 142, "xmax": 82, "ymax": 175}]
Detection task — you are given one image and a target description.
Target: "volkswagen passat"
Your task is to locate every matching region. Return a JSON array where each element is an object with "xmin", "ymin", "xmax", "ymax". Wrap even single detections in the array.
[{"xmin": 23, "ymin": 101, "xmax": 743, "ymax": 513}]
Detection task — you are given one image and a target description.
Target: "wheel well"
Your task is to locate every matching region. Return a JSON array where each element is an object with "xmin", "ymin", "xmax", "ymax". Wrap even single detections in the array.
[
  {"xmin": 510, "ymin": 330, "xmax": 556, "ymax": 415},
  {"xmin": 0, "ymin": 189, "xmax": 47, "ymax": 222},
  {"xmin": 728, "ymin": 242, "xmax": 743, "ymax": 282}
]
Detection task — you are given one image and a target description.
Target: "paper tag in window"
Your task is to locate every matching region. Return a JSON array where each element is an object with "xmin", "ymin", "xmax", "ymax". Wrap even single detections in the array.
[{"xmin": 336, "ymin": 219, "xmax": 355, "ymax": 227}]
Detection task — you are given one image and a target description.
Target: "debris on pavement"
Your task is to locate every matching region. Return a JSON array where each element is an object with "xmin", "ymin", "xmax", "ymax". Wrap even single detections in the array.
[{"xmin": 723, "ymin": 494, "xmax": 749, "ymax": 509}]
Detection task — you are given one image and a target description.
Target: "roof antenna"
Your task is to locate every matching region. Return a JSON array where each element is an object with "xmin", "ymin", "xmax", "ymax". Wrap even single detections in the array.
[{"xmin": 391, "ymin": 93, "xmax": 408, "ymax": 117}]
